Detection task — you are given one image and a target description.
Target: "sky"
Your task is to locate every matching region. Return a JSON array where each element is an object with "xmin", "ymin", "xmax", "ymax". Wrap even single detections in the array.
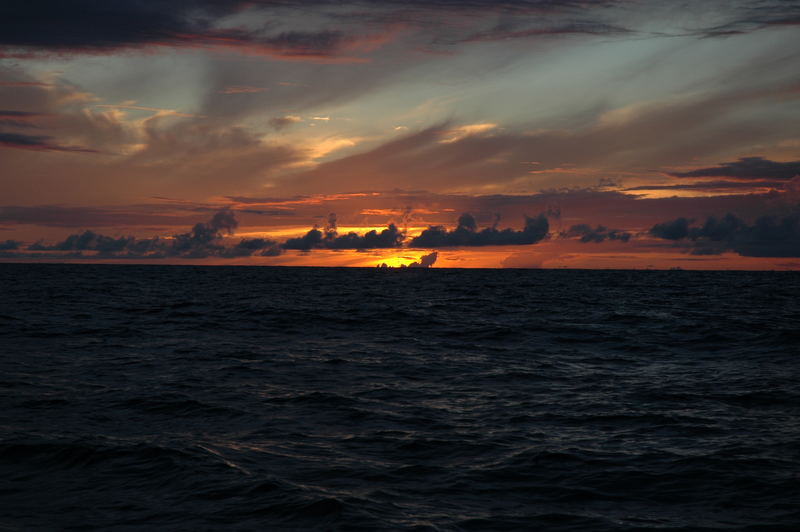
[{"xmin": 1, "ymin": 0, "xmax": 799, "ymax": 269}]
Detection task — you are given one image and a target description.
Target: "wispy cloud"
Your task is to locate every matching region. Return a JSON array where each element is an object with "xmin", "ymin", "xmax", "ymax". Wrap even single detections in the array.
[
  {"xmin": 670, "ymin": 157, "xmax": 800, "ymax": 181},
  {"xmin": 0, "ymin": 131, "xmax": 98, "ymax": 153}
]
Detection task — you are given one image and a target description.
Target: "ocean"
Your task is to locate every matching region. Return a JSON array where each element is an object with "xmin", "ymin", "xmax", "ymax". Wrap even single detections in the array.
[{"xmin": 1, "ymin": 263, "xmax": 798, "ymax": 530}]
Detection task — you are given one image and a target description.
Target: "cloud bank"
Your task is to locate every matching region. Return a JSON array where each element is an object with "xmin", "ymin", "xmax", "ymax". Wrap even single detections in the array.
[
  {"xmin": 410, "ymin": 213, "xmax": 549, "ymax": 247},
  {"xmin": 650, "ymin": 213, "xmax": 800, "ymax": 257}
]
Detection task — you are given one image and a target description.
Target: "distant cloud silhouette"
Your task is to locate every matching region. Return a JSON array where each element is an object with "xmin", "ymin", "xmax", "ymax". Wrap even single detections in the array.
[
  {"xmin": 650, "ymin": 218, "xmax": 690, "ymax": 240},
  {"xmin": 283, "ymin": 213, "xmax": 404, "ymax": 250},
  {"xmin": 28, "ymin": 231, "xmax": 133, "ymax": 253},
  {"xmin": 282, "ymin": 228, "xmax": 324, "ymax": 251},
  {"xmin": 222, "ymin": 238, "xmax": 283, "ymax": 257},
  {"xmin": 410, "ymin": 213, "xmax": 548, "ymax": 247},
  {"xmin": 650, "ymin": 213, "xmax": 800, "ymax": 257},
  {"xmin": 405, "ymin": 251, "xmax": 438, "ymax": 268},
  {"xmin": 171, "ymin": 209, "xmax": 238, "ymax": 255},
  {"xmin": 0, "ymin": 240, "xmax": 20, "ymax": 250},
  {"xmin": 379, "ymin": 251, "xmax": 438, "ymax": 268},
  {"xmin": 25, "ymin": 209, "xmax": 244, "ymax": 258},
  {"xmin": 562, "ymin": 224, "xmax": 630, "ymax": 243}
]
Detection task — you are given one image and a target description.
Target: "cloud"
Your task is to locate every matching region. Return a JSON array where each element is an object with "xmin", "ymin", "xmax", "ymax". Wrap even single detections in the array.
[
  {"xmin": 625, "ymin": 180, "xmax": 789, "ymax": 192},
  {"xmin": 670, "ymin": 157, "xmax": 800, "ymax": 181},
  {"xmin": 28, "ymin": 231, "xmax": 133, "ymax": 253},
  {"xmin": 269, "ymin": 115, "xmax": 303, "ymax": 130},
  {"xmin": 461, "ymin": 22, "xmax": 631, "ymax": 43},
  {"xmin": 222, "ymin": 238, "xmax": 283, "ymax": 257},
  {"xmin": 24, "ymin": 209, "xmax": 244, "ymax": 258},
  {"xmin": 650, "ymin": 218, "xmax": 690, "ymax": 240},
  {"xmin": 689, "ymin": 3, "xmax": 800, "ymax": 38},
  {"xmin": 273, "ymin": 80, "xmax": 800, "ymax": 196},
  {"xmin": 562, "ymin": 224, "xmax": 630, "ymax": 243},
  {"xmin": 410, "ymin": 212, "xmax": 549, "ymax": 247},
  {"xmin": 0, "ymin": 2, "xmax": 398, "ymax": 61},
  {"xmin": 0, "ymin": 110, "xmax": 45, "ymax": 117},
  {"xmin": 0, "ymin": 131, "xmax": 97, "ymax": 153},
  {"xmin": 283, "ymin": 213, "xmax": 404, "ymax": 250},
  {"xmin": 649, "ymin": 213, "xmax": 800, "ymax": 257},
  {"xmin": 10, "ymin": 208, "xmax": 411, "ymax": 259},
  {"xmin": 406, "ymin": 251, "xmax": 438, "ymax": 268},
  {"xmin": 0, "ymin": 109, "xmax": 48, "ymax": 128},
  {"xmin": 170, "ymin": 209, "xmax": 238, "ymax": 255},
  {"xmin": 7, "ymin": 0, "xmax": 751, "ymax": 64},
  {"xmin": 120, "ymin": 119, "xmax": 305, "ymax": 199}
]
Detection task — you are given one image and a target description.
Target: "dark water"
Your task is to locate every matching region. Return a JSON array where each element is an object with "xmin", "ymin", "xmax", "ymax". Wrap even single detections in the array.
[{"xmin": 1, "ymin": 264, "xmax": 799, "ymax": 531}]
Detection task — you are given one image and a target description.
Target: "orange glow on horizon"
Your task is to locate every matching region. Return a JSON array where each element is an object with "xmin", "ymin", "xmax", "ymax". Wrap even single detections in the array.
[{"xmin": 7, "ymin": 247, "xmax": 798, "ymax": 270}]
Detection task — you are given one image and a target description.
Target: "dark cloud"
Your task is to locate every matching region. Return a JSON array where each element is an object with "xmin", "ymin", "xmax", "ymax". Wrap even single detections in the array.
[
  {"xmin": 0, "ymin": 240, "xmax": 20, "ymax": 250},
  {"xmin": 406, "ymin": 251, "xmax": 438, "ymax": 268},
  {"xmin": 690, "ymin": 3, "xmax": 800, "ymax": 38},
  {"xmin": 25, "ymin": 209, "xmax": 243, "ymax": 258},
  {"xmin": 0, "ymin": 2, "xmax": 395, "ymax": 60},
  {"xmin": 222, "ymin": 238, "xmax": 283, "ymax": 257},
  {"xmin": 562, "ymin": 223, "xmax": 630, "ymax": 243},
  {"xmin": 0, "ymin": 1, "xmax": 247, "ymax": 52},
  {"xmin": 689, "ymin": 214, "xmax": 747, "ymax": 241},
  {"xmin": 410, "ymin": 213, "xmax": 549, "ymax": 247},
  {"xmin": 11, "ymin": 208, "xmax": 410, "ymax": 258},
  {"xmin": 282, "ymin": 228, "xmax": 324, "ymax": 251},
  {"xmin": 650, "ymin": 218, "xmax": 690, "ymax": 240},
  {"xmin": 0, "ymin": 0, "xmax": 684, "ymax": 60},
  {"xmin": 378, "ymin": 251, "xmax": 438, "ymax": 269},
  {"xmin": 170, "ymin": 209, "xmax": 238, "ymax": 256},
  {"xmin": 29, "ymin": 231, "xmax": 133, "ymax": 253},
  {"xmin": 462, "ymin": 22, "xmax": 631, "ymax": 43},
  {"xmin": 0, "ymin": 110, "xmax": 44, "ymax": 128},
  {"xmin": 670, "ymin": 157, "xmax": 800, "ymax": 181},
  {"xmin": 0, "ymin": 110, "xmax": 44, "ymax": 117},
  {"xmin": 0, "ymin": 1, "xmax": 621, "ymax": 45},
  {"xmin": 650, "ymin": 213, "xmax": 800, "ymax": 257},
  {"xmin": 283, "ymin": 214, "xmax": 404, "ymax": 250},
  {"xmin": 0, "ymin": 131, "xmax": 97, "ymax": 153}
]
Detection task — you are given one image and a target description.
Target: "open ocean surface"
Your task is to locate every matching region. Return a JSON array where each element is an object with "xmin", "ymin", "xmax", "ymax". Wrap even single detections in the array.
[{"xmin": 1, "ymin": 263, "xmax": 798, "ymax": 531}]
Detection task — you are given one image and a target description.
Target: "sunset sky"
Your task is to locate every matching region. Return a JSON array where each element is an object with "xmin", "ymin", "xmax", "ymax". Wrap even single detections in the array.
[{"xmin": 1, "ymin": 0, "xmax": 799, "ymax": 268}]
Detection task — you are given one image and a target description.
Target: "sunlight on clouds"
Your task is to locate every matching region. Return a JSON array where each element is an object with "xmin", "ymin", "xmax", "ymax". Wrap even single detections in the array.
[
  {"xmin": 440, "ymin": 123, "xmax": 497, "ymax": 143},
  {"xmin": 307, "ymin": 136, "xmax": 363, "ymax": 159},
  {"xmin": 596, "ymin": 101, "xmax": 653, "ymax": 127},
  {"xmin": 94, "ymin": 104, "xmax": 198, "ymax": 118}
]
